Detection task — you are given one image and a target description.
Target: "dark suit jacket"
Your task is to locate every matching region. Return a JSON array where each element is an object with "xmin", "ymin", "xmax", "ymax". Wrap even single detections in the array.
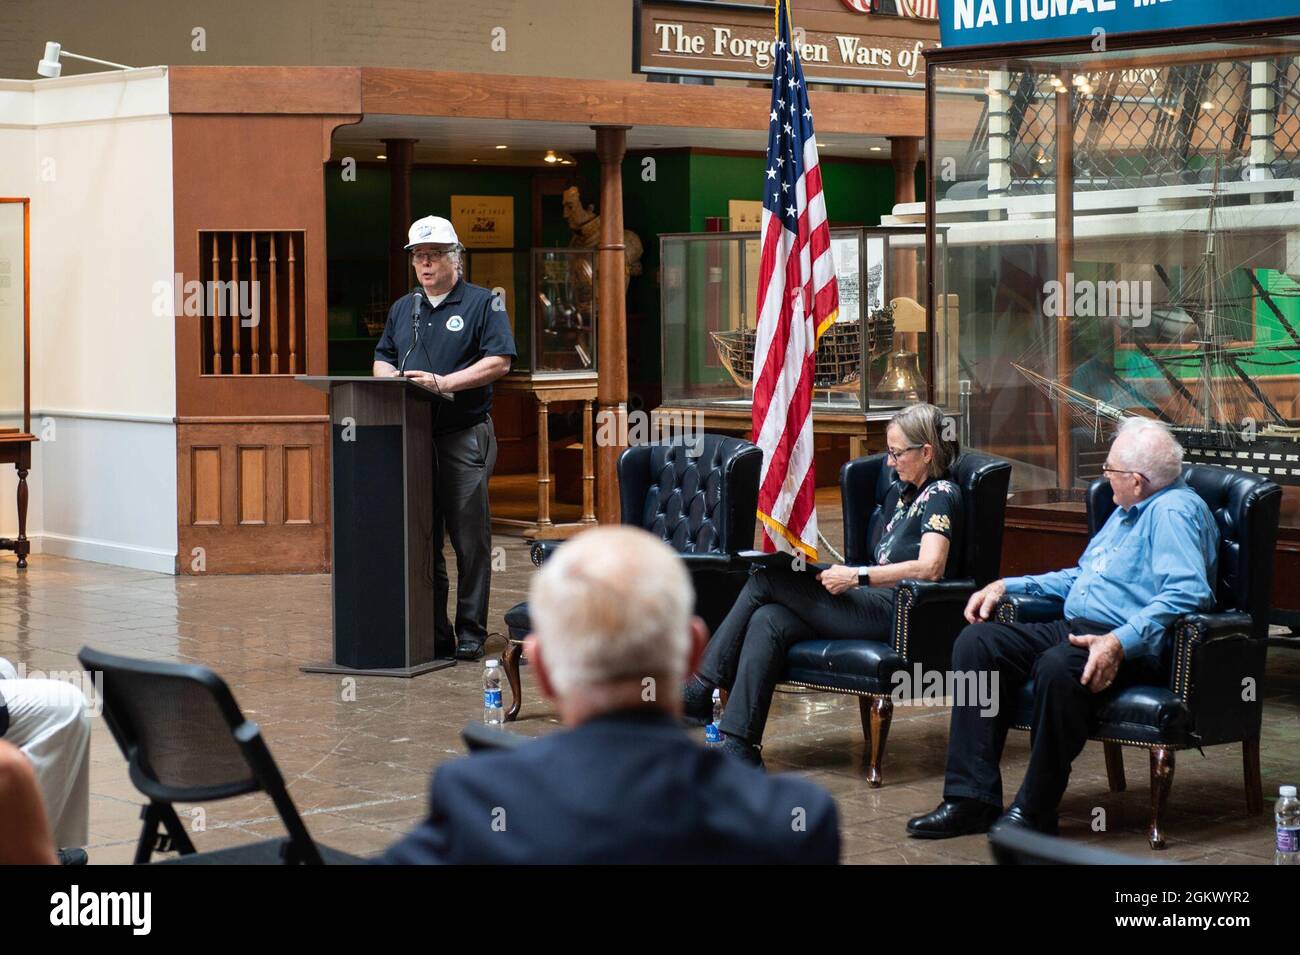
[{"xmin": 380, "ymin": 710, "xmax": 840, "ymax": 864}]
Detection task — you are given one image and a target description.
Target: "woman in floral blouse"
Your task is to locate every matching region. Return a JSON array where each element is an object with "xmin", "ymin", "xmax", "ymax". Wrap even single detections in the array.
[{"xmin": 685, "ymin": 403, "xmax": 963, "ymax": 766}]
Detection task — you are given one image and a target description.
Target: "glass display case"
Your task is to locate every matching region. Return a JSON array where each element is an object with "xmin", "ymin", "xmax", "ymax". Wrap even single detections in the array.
[
  {"xmin": 0, "ymin": 199, "xmax": 28, "ymax": 435},
  {"xmin": 928, "ymin": 29, "xmax": 1300, "ymax": 528},
  {"xmin": 530, "ymin": 248, "xmax": 597, "ymax": 376},
  {"xmin": 466, "ymin": 247, "xmax": 598, "ymax": 378},
  {"xmin": 659, "ymin": 227, "xmax": 951, "ymax": 415}
]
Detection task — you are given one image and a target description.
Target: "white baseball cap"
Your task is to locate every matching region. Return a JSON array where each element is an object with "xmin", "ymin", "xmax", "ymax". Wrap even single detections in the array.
[{"xmin": 405, "ymin": 215, "xmax": 459, "ymax": 250}]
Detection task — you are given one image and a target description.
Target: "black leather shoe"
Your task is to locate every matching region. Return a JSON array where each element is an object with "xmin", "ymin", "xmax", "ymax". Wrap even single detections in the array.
[
  {"xmin": 991, "ymin": 804, "xmax": 1059, "ymax": 836},
  {"xmin": 57, "ymin": 848, "xmax": 88, "ymax": 866},
  {"xmin": 455, "ymin": 639, "xmax": 485, "ymax": 661},
  {"xmin": 681, "ymin": 678, "xmax": 714, "ymax": 727},
  {"xmin": 721, "ymin": 734, "xmax": 765, "ymax": 770},
  {"xmin": 906, "ymin": 799, "xmax": 1001, "ymax": 839}
]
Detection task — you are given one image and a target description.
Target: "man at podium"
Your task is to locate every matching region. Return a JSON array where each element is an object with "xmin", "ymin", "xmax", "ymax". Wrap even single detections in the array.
[{"xmin": 373, "ymin": 216, "xmax": 516, "ymax": 661}]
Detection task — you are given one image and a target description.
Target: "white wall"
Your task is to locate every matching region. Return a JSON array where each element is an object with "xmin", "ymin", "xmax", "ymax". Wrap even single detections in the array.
[{"xmin": 0, "ymin": 68, "xmax": 176, "ymax": 573}]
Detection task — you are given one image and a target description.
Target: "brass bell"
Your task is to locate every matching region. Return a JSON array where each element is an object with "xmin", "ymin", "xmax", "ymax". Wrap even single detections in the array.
[{"xmin": 875, "ymin": 349, "xmax": 926, "ymax": 404}]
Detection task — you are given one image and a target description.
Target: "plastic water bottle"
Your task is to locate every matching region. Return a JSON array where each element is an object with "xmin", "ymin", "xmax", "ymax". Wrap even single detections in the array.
[
  {"xmin": 1276, "ymin": 784, "xmax": 1300, "ymax": 865},
  {"xmin": 705, "ymin": 689, "xmax": 723, "ymax": 745},
  {"xmin": 483, "ymin": 659, "xmax": 503, "ymax": 725}
]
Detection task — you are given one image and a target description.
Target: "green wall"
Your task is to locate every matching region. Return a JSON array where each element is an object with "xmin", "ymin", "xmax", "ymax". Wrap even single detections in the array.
[
  {"xmin": 323, "ymin": 152, "xmax": 905, "ymax": 384},
  {"xmin": 686, "ymin": 153, "xmax": 898, "ymax": 233}
]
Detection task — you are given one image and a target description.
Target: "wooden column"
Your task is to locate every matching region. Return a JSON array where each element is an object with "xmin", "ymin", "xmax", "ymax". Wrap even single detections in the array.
[
  {"xmin": 582, "ymin": 398, "xmax": 596, "ymax": 524},
  {"xmin": 593, "ymin": 126, "xmax": 629, "ymax": 525},
  {"xmin": 536, "ymin": 398, "xmax": 552, "ymax": 530},
  {"xmin": 386, "ymin": 138, "xmax": 417, "ymax": 303},
  {"xmin": 890, "ymin": 136, "xmax": 921, "ymax": 338},
  {"xmin": 1055, "ymin": 77, "xmax": 1074, "ymax": 490}
]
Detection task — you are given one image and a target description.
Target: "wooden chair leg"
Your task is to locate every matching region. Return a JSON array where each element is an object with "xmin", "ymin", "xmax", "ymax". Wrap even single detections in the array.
[
  {"xmin": 502, "ymin": 641, "xmax": 523, "ymax": 722},
  {"xmin": 859, "ymin": 695, "xmax": 893, "ymax": 789},
  {"xmin": 1243, "ymin": 738, "xmax": 1264, "ymax": 814},
  {"xmin": 1148, "ymin": 746, "xmax": 1175, "ymax": 850},
  {"xmin": 1103, "ymin": 741, "xmax": 1127, "ymax": 793}
]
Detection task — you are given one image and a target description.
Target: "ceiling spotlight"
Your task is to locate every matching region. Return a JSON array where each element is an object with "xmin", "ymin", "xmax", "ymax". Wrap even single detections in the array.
[
  {"xmin": 544, "ymin": 150, "xmax": 559, "ymax": 164},
  {"xmin": 494, "ymin": 144, "xmax": 508, "ymax": 150},
  {"xmin": 36, "ymin": 41, "xmax": 132, "ymax": 78},
  {"xmin": 376, "ymin": 154, "xmax": 387, "ymax": 160},
  {"xmin": 869, "ymin": 145, "xmax": 883, "ymax": 152}
]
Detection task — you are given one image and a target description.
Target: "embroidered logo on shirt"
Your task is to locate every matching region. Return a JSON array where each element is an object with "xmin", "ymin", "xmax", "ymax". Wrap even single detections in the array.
[{"xmin": 446, "ymin": 316, "xmax": 464, "ymax": 332}]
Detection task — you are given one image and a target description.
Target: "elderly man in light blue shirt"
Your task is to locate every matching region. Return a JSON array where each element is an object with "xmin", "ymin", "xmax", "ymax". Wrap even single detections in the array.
[{"xmin": 908, "ymin": 418, "xmax": 1218, "ymax": 839}]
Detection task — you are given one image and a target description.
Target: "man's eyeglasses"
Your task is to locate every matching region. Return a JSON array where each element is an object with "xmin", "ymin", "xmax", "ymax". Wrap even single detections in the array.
[
  {"xmin": 1101, "ymin": 464, "xmax": 1148, "ymax": 482},
  {"xmin": 886, "ymin": 443, "xmax": 924, "ymax": 462},
  {"xmin": 412, "ymin": 250, "xmax": 455, "ymax": 264}
]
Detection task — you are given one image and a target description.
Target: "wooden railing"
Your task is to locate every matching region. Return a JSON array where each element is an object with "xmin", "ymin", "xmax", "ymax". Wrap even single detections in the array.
[{"xmin": 199, "ymin": 230, "xmax": 305, "ymax": 375}]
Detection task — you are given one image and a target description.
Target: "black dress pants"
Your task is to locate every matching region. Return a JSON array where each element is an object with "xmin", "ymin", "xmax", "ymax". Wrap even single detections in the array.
[
  {"xmin": 942, "ymin": 617, "xmax": 1161, "ymax": 821},
  {"xmin": 696, "ymin": 568, "xmax": 895, "ymax": 745},
  {"xmin": 431, "ymin": 417, "xmax": 498, "ymax": 652}
]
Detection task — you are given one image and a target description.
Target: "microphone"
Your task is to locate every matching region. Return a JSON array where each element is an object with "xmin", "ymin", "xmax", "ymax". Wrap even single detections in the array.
[{"xmin": 398, "ymin": 289, "xmax": 423, "ymax": 374}]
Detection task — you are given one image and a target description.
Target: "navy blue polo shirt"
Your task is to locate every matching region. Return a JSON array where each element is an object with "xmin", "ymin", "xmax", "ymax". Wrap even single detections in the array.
[{"xmin": 375, "ymin": 278, "xmax": 516, "ymax": 434}]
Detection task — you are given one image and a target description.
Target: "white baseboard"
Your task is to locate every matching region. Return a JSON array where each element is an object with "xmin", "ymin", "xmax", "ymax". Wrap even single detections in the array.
[{"xmin": 35, "ymin": 532, "xmax": 176, "ymax": 575}]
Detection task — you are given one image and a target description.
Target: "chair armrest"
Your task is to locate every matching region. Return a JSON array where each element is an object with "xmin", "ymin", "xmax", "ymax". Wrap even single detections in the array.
[
  {"xmin": 679, "ymin": 552, "xmax": 738, "ymax": 572},
  {"xmin": 530, "ymin": 540, "xmax": 564, "ymax": 566},
  {"xmin": 1168, "ymin": 611, "xmax": 1254, "ymax": 699},
  {"xmin": 892, "ymin": 579, "xmax": 978, "ymax": 671},
  {"xmin": 995, "ymin": 594, "xmax": 1066, "ymax": 624},
  {"xmin": 897, "ymin": 578, "xmax": 978, "ymax": 606}
]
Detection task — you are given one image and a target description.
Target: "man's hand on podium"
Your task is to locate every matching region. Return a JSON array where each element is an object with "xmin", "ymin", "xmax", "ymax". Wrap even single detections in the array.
[{"xmin": 403, "ymin": 369, "xmax": 448, "ymax": 395}]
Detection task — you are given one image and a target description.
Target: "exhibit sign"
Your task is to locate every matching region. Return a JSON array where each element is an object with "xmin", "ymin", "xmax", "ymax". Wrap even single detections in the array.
[
  {"xmin": 940, "ymin": 0, "xmax": 1299, "ymax": 50},
  {"xmin": 634, "ymin": 0, "xmax": 938, "ymax": 88},
  {"xmin": 451, "ymin": 195, "xmax": 514, "ymax": 249}
]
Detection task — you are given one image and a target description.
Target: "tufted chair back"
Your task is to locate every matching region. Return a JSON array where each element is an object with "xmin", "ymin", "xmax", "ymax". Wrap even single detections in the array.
[
  {"xmin": 1086, "ymin": 464, "xmax": 1281, "ymax": 640},
  {"xmin": 617, "ymin": 434, "xmax": 762, "ymax": 555},
  {"xmin": 841, "ymin": 451, "xmax": 1011, "ymax": 583}
]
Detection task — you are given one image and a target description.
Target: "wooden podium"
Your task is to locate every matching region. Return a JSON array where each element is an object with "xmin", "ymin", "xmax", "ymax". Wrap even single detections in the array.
[{"xmin": 296, "ymin": 376, "xmax": 457, "ymax": 677}]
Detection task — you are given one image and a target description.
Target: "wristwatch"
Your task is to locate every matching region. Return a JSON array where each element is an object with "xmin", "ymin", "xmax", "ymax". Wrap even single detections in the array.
[{"xmin": 856, "ymin": 566, "xmax": 872, "ymax": 588}]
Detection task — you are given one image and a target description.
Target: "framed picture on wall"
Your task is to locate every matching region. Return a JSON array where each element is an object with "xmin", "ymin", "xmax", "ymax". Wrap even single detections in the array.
[
  {"xmin": 467, "ymin": 252, "xmax": 516, "ymax": 332},
  {"xmin": 451, "ymin": 195, "xmax": 514, "ymax": 249}
]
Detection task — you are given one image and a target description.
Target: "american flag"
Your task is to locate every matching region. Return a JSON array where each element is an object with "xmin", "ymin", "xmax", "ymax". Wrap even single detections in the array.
[
  {"xmin": 874, "ymin": 0, "xmax": 939, "ymax": 18},
  {"xmin": 751, "ymin": 0, "xmax": 838, "ymax": 560}
]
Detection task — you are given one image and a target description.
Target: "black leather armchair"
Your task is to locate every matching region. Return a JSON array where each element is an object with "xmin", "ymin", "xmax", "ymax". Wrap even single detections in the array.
[
  {"xmin": 780, "ymin": 451, "xmax": 1012, "ymax": 786},
  {"xmin": 501, "ymin": 434, "xmax": 762, "ymax": 719},
  {"xmin": 996, "ymin": 464, "xmax": 1282, "ymax": 849}
]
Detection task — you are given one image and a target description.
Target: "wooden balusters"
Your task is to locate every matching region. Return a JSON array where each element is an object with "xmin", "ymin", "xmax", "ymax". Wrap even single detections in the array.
[
  {"xmin": 250, "ymin": 232, "xmax": 260, "ymax": 374},
  {"xmin": 287, "ymin": 232, "xmax": 297, "ymax": 375},
  {"xmin": 230, "ymin": 232, "xmax": 241, "ymax": 375},
  {"xmin": 201, "ymin": 229, "xmax": 302, "ymax": 376},
  {"xmin": 269, "ymin": 232, "xmax": 280, "ymax": 374},
  {"xmin": 211, "ymin": 233, "xmax": 222, "ymax": 374}
]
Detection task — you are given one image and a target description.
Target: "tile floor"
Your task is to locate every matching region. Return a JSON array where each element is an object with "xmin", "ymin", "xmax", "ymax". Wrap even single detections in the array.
[{"xmin": 2, "ymin": 529, "xmax": 1297, "ymax": 865}]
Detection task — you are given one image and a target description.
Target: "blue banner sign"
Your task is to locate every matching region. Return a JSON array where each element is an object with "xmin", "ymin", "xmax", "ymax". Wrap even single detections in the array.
[{"xmin": 940, "ymin": 0, "xmax": 1300, "ymax": 49}]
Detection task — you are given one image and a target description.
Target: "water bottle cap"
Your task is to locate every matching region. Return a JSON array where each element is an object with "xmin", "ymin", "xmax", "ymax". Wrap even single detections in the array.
[
  {"xmin": 711, "ymin": 688, "xmax": 720, "ymax": 701},
  {"xmin": 485, "ymin": 658, "xmax": 500, "ymax": 668},
  {"xmin": 1282, "ymin": 785, "xmax": 1298, "ymax": 797}
]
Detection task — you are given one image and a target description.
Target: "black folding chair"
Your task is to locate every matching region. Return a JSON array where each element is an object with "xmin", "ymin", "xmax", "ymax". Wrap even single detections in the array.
[
  {"xmin": 79, "ymin": 647, "xmax": 363, "ymax": 865},
  {"xmin": 989, "ymin": 824, "xmax": 1174, "ymax": 865}
]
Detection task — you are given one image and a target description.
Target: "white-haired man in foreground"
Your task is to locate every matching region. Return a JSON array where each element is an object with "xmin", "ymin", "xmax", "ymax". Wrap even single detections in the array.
[
  {"xmin": 908, "ymin": 417, "xmax": 1218, "ymax": 839},
  {"xmin": 382, "ymin": 525, "xmax": 839, "ymax": 864}
]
